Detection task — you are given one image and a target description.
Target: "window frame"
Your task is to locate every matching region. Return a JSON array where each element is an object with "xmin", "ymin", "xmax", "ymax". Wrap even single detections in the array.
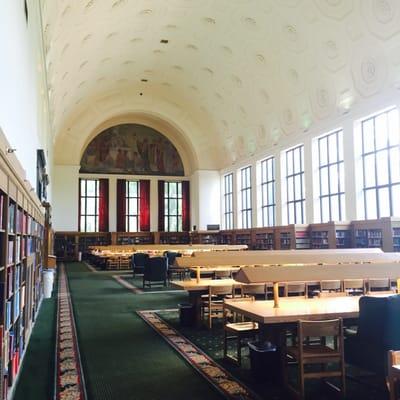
[
  {"xmin": 285, "ymin": 145, "xmax": 305, "ymax": 224},
  {"xmin": 223, "ymin": 173, "xmax": 234, "ymax": 230},
  {"xmin": 125, "ymin": 180, "xmax": 140, "ymax": 232},
  {"xmin": 80, "ymin": 179, "xmax": 99, "ymax": 232},
  {"xmin": 240, "ymin": 166, "xmax": 252, "ymax": 229},
  {"xmin": 164, "ymin": 181, "xmax": 183, "ymax": 232},
  {"xmin": 260, "ymin": 157, "xmax": 276, "ymax": 227},
  {"xmin": 361, "ymin": 107, "xmax": 400, "ymax": 219},
  {"xmin": 317, "ymin": 129, "xmax": 345, "ymax": 222}
]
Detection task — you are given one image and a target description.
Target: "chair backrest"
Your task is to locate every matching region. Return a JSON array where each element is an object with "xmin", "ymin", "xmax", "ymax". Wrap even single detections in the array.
[
  {"xmin": 242, "ymin": 284, "xmax": 266, "ymax": 296},
  {"xmin": 357, "ymin": 295, "xmax": 400, "ymax": 349},
  {"xmin": 368, "ymin": 278, "xmax": 390, "ymax": 291},
  {"xmin": 299, "ymin": 318, "xmax": 342, "ymax": 340},
  {"xmin": 320, "ymin": 280, "xmax": 342, "ymax": 291},
  {"xmin": 133, "ymin": 252, "xmax": 149, "ymax": 267},
  {"xmin": 107, "ymin": 257, "xmax": 120, "ymax": 267},
  {"xmin": 164, "ymin": 251, "xmax": 181, "ymax": 266},
  {"xmin": 343, "ymin": 279, "xmax": 364, "ymax": 290},
  {"xmin": 209, "ymin": 285, "xmax": 233, "ymax": 297},
  {"xmin": 287, "ymin": 282, "xmax": 306, "ymax": 296},
  {"xmin": 144, "ymin": 256, "xmax": 168, "ymax": 280},
  {"xmin": 318, "ymin": 291, "xmax": 348, "ymax": 298}
]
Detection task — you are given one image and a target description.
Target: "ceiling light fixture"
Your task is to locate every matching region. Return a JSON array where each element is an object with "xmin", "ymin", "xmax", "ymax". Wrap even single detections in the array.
[
  {"xmin": 6, "ymin": 148, "xmax": 16, "ymax": 154},
  {"xmin": 160, "ymin": 39, "xmax": 169, "ymax": 44},
  {"xmin": 141, "ymin": 79, "xmax": 148, "ymax": 82}
]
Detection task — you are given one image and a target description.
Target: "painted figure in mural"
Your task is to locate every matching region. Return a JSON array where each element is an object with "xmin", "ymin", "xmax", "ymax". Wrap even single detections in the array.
[{"xmin": 79, "ymin": 124, "xmax": 184, "ymax": 176}]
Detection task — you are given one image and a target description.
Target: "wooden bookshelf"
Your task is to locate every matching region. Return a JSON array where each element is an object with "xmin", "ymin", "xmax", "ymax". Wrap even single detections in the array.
[
  {"xmin": 252, "ymin": 227, "xmax": 275, "ymax": 250},
  {"xmin": 309, "ymin": 222, "xmax": 352, "ymax": 249},
  {"xmin": 158, "ymin": 231, "xmax": 190, "ymax": 244},
  {"xmin": 111, "ymin": 232, "xmax": 153, "ymax": 245},
  {"xmin": 275, "ymin": 225, "xmax": 310, "ymax": 250},
  {"xmin": 0, "ymin": 149, "xmax": 45, "ymax": 399},
  {"xmin": 220, "ymin": 230, "xmax": 234, "ymax": 245},
  {"xmin": 233, "ymin": 229, "xmax": 252, "ymax": 248},
  {"xmin": 190, "ymin": 231, "xmax": 220, "ymax": 245}
]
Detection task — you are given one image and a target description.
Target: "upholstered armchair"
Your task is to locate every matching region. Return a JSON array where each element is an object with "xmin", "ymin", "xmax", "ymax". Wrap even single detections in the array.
[
  {"xmin": 131, "ymin": 253, "xmax": 149, "ymax": 277},
  {"xmin": 143, "ymin": 256, "xmax": 168, "ymax": 288}
]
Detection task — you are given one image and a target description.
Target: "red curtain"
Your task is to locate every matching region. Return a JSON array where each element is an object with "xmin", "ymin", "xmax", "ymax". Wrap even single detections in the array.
[
  {"xmin": 116, "ymin": 179, "xmax": 126, "ymax": 232},
  {"xmin": 99, "ymin": 179, "xmax": 109, "ymax": 232},
  {"xmin": 158, "ymin": 180, "xmax": 165, "ymax": 231},
  {"xmin": 140, "ymin": 180, "xmax": 150, "ymax": 231},
  {"xmin": 182, "ymin": 180, "xmax": 190, "ymax": 232},
  {"xmin": 78, "ymin": 178, "xmax": 82, "ymax": 231}
]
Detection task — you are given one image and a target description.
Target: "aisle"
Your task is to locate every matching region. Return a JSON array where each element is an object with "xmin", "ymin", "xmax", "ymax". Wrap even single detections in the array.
[{"xmin": 63, "ymin": 262, "xmax": 223, "ymax": 400}]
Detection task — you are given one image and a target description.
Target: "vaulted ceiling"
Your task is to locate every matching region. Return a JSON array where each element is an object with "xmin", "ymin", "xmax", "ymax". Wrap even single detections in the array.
[{"xmin": 42, "ymin": 0, "xmax": 400, "ymax": 172}]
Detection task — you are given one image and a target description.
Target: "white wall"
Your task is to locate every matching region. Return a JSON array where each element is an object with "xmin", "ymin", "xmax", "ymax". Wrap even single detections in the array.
[{"xmin": 0, "ymin": 1, "xmax": 50, "ymax": 192}]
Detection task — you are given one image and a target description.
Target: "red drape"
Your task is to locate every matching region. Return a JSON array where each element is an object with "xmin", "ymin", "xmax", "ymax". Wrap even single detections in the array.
[
  {"xmin": 158, "ymin": 180, "xmax": 165, "ymax": 231},
  {"xmin": 182, "ymin": 180, "xmax": 190, "ymax": 232},
  {"xmin": 78, "ymin": 178, "xmax": 82, "ymax": 231},
  {"xmin": 140, "ymin": 180, "xmax": 150, "ymax": 231},
  {"xmin": 116, "ymin": 179, "xmax": 126, "ymax": 232},
  {"xmin": 99, "ymin": 178, "xmax": 109, "ymax": 232}
]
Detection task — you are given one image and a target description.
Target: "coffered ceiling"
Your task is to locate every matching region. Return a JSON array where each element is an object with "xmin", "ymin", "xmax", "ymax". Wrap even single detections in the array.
[{"xmin": 42, "ymin": 0, "xmax": 400, "ymax": 172}]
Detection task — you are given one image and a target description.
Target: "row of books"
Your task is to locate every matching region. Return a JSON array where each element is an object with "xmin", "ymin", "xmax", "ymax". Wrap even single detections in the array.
[{"xmin": 7, "ymin": 201, "xmax": 43, "ymax": 237}]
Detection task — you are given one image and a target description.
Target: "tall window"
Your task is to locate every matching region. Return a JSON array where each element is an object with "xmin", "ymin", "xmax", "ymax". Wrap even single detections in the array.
[
  {"xmin": 240, "ymin": 166, "xmax": 252, "ymax": 228},
  {"xmin": 285, "ymin": 145, "xmax": 305, "ymax": 224},
  {"xmin": 126, "ymin": 181, "xmax": 139, "ymax": 232},
  {"xmin": 223, "ymin": 173, "xmax": 233, "ymax": 229},
  {"xmin": 164, "ymin": 181, "xmax": 182, "ymax": 231},
  {"xmin": 361, "ymin": 108, "xmax": 400, "ymax": 218},
  {"xmin": 80, "ymin": 179, "xmax": 99, "ymax": 232},
  {"xmin": 318, "ymin": 130, "xmax": 345, "ymax": 222},
  {"xmin": 260, "ymin": 157, "xmax": 276, "ymax": 227}
]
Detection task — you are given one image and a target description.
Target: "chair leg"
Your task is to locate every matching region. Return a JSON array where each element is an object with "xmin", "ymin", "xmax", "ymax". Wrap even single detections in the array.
[{"xmin": 299, "ymin": 360, "xmax": 305, "ymax": 399}]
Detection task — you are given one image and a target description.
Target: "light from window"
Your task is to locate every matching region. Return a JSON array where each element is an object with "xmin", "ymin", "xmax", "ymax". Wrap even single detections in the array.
[
  {"xmin": 260, "ymin": 157, "xmax": 276, "ymax": 227},
  {"xmin": 80, "ymin": 179, "xmax": 99, "ymax": 232},
  {"xmin": 361, "ymin": 108, "xmax": 400, "ymax": 219},
  {"xmin": 285, "ymin": 145, "xmax": 305, "ymax": 224},
  {"xmin": 240, "ymin": 166, "xmax": 252, "ymax": 229},
  {"xmin": 164, "ymin": 181, "xmax": 182, "ymax": 232},
  {"xmin": 126, "ymin": 181, "xmax": 140, "ymax": 232},
  {"xmin": 223, "ymin": 173, "xmax": 233, "ymax": 229},
  {"xmin": 318, "ymin": 130, "xmax": 345, "ymax": 222}
]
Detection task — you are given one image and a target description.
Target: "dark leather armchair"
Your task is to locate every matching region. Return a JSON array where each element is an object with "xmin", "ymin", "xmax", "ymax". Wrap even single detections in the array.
[
  {"xmin": 345, "ymin": 294, "xmax": 400, "ymax": 377},
  {"xmin": 131, "ymin": 253, "xmax": 149, "ymax": 277},
  {"xmin": 143, "ymin": 256, "xmax": 168, "ymax": 288},
  {"xmin": 164, "ymin": 251, "xmax": 183, "ymax": 280}
]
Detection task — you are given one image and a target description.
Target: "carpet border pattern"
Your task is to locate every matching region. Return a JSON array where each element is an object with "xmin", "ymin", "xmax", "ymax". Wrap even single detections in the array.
[
  {"xmin": 137, "ymin": 310, "xmax": 261, "ymax": 400},
  {"xmin": 56, "ymin": 264, "xmax": 87, "ymax": 400}
]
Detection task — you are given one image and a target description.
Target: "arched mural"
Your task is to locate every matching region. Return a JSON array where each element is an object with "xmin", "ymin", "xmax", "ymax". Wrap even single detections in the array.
[{"xmin": 80, "ymin": 124, "xmax": 185, "ymax": 176}]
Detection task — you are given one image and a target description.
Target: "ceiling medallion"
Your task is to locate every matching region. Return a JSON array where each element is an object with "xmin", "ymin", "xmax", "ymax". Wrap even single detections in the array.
[
  {"xmin": 361, "ymin": 57, "xmax": 377, "ymax": 83},
  {"xmin": 373, "ymin": 0, "xmax": 394, "ymax": 24}
]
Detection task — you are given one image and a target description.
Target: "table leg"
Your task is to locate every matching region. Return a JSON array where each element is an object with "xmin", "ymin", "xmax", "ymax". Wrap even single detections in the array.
[{"xmin": 189, "ymin": 291, "xmax": 203, "ymax": 328}]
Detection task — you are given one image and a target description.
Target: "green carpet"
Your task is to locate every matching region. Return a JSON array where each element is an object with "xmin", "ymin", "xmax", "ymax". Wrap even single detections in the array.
[
  {"xmin": 13, "ymin": 295, "xmax": 57, "ymax": 400},
  {"xmin": 65, "ymin": 262, "xmax": 223, "ymax": 400},
  {"xmin": 119, "ymin": 275, "xmax": 183, "ymax": 292}
]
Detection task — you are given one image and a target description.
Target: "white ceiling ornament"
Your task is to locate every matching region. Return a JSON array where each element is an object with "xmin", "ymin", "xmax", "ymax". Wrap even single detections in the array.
[
  {"xmin": 280, "ymin": 106, "xmax": 298, "ymax": 135},
  {"xmin": 309, "ymin": 75, "xmax": 336, "ymax": 119},
  {"xmin": 352, "ymin": 42, "xmax": 388, "ymax": 97},
  {"xmin": 361, "ymin": 0, "xmax": 400, "ymax": 40},
  {"xmin": 314, "ymin": 0, "xmax": 354, "ymax": 20}
]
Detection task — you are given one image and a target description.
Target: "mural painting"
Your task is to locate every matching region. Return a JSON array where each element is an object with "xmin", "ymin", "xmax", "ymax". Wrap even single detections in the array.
[{"xmin": 80, "ymin": 124, "xmax": 184, "ymax": 176}]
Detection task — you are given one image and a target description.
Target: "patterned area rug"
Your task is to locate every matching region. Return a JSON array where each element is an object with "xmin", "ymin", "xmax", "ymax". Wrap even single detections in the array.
[
  {"xmin": 138, "ymin": 310, "xmax": 261, "ymax": 400},
  {"xmin": 56, "ymin": 264, "xmax": 87, "ymax": 400}
]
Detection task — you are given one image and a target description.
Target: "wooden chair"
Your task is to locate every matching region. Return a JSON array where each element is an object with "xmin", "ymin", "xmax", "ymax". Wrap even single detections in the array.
[
  {"xmin": 119, "ymin": 256, "xmax": 130, "ymax": 270},
  {"xmin": 285, "ymin": 282, "xmax": 307, "ymax": 298},
  {"xmin": 223, "ymin": 297, "xmax": 258, "ymax": 366},
  {"xmin": 320, "ymin": 280, "xmax": 342, "ymax": 292},
  {"xmin": 368, "ymin": 278, "xmax": 392, "ymax": 292},
  {"xmin": 343, "ymin": 279, "xmax": 365, "ymax": 296},
  {"xmin": 286, "ymin": 318, "xmax": 346, "ymax": 399},
  {"xmin": 106, "ymin": 257, "xmax": 119, "ymax": 270},
  {"xmin": 388, "ymin": 350, "xmax": 400, "ymax": 400},
  {"xmin": 241, "ymin": 283, "xmax": 267, "ymax": 300},
  {"xmin": 318, "ymin": 291, "xmax": 348, "ymax": 298},
  {"xmin": 202, "ymin": 285, "xmax": 233, "ymax": 329}
]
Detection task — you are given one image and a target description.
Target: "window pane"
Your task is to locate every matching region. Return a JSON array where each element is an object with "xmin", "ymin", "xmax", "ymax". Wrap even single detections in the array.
[
  {"xmin": 331, "ymin": 195, "xmax": 339, "ymax": 222},
  {"xmin": 295, "ymin": 202, "xmax": 303, "ymax": 223},
  {"xmin": 365, "ymin": 189, "xmax": 377, "ymax": 219},
  {"xmin": 376, "ymin": 150, "xmax": 389, "ymax": 186},
  {"xmin": 363, "ymin": 119, "xmax": 375, "ymax": 153},
  {"xmin": 287, "ymin": 177, "xmax": 294, "ymax": 201},
  {"xmin": 81, "ymin": 180, "xmax": 86, "ymax": 196},
  {"xmin": 364, "ymin": 154, "xmax": 376, "ymax": 187},
  {"xmin": 246, "ymin": 190, "xmax": 251, "ymax": 207},
  {"xmin": 287, "ymin": 151, "xmax": 293, "ymax": 175},
  {"xmin": 339, "ymin": 163, "xmax": 345, "ymax": 192},
  {"xmin": 80, "ymin": 216, "xmax": 86, "ymax": 231},
  {"xmin": 164, "ymin": 216, "xmax": 168, "ymax": 230},
  {"xmin": 329, "ymin": 164, "xmax": 338, "ymax": 195},
  {"xmin": 262, "ymin": 185, "xmax": 268, "ymax": 206},
  {"xmin": 268, "ymin": 207, "xmax": 275, "ymax": 226},
  {"xmin": 321, "ymin": 196, "xmax": 330, "ymax": 222},
  {"xmin": 378, "ymin": 187, "xmax": 390, "ymax": 218},
  {"xmin": 86, "ymin": 216, "xmax": 96, "ymax": 232},
  {"xmin": 319, "ymin": 138, "xmax": 328, "ymax": 166},
  {"xmin": 328, "ymin": 133, "xmax": 337, "ymax": 163},
  {"xmin": 294, "ymin": 174, "xmax": 302, "ymax": 200},
  {"xmin": 129, "ymin": 198, "xmax": 137, "ymax": 215},
  {"xmin": 338, "ymin": 131, "xmax": 344, "ymax": 161},
  {"xmin": 87, "ymin": 180, "xmax": 96, "ymax": 196},
  {"xmin": 129, "ymin": 181, "xmax": 138, "ymax": 197},
  {"xmin": 294, "ymin": 148, "xmax": 301, "ymax": 173},
  {"xmin": 288, "ymin": 203, "xmax": 294, "ymax": 224},
  {"xmin": 392, "ymin": 185, "xmax": 400, "ymax": 216},
  {"xmin": 169, "ymin": 183, "xmax": 177, "ymax": 197},
  {"xmin": 169, "ymin": 199, "xmax": 177, "ymax": 215},
  {"xmin": 178, "ymin": 199, "xmax": 182, "ymax": 214},
  {"xmin": 268, "ymin": 183, "xmax": 274, "ymax": 204},
  {"xmin": 339, "ymin": 194, "xmax": 345, "ymax": 221},
  {"xmin": 375, "ymin": 113, "xmax": 388, "ymax": 150},
  {"xmin": 169, "ymin": 216, "xmax": 176, "ymax": 231},
  {"xmin": 177, "ymin": 183, "xmax": 182, "ymax": 196},
  {"xmin": 86, "ymin": 198, "xmax": 96, "ymax": 215},
  {"xmin": 390, "ymin": 147, "xmax": 400, "ymax": 183},
  {"xmin": 320, "ymin": 167, "xmax": 329, "ymax": 196},
  {"xmin": 388, "ymin": 109, "xmax": 399, "ymax": 146}
]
